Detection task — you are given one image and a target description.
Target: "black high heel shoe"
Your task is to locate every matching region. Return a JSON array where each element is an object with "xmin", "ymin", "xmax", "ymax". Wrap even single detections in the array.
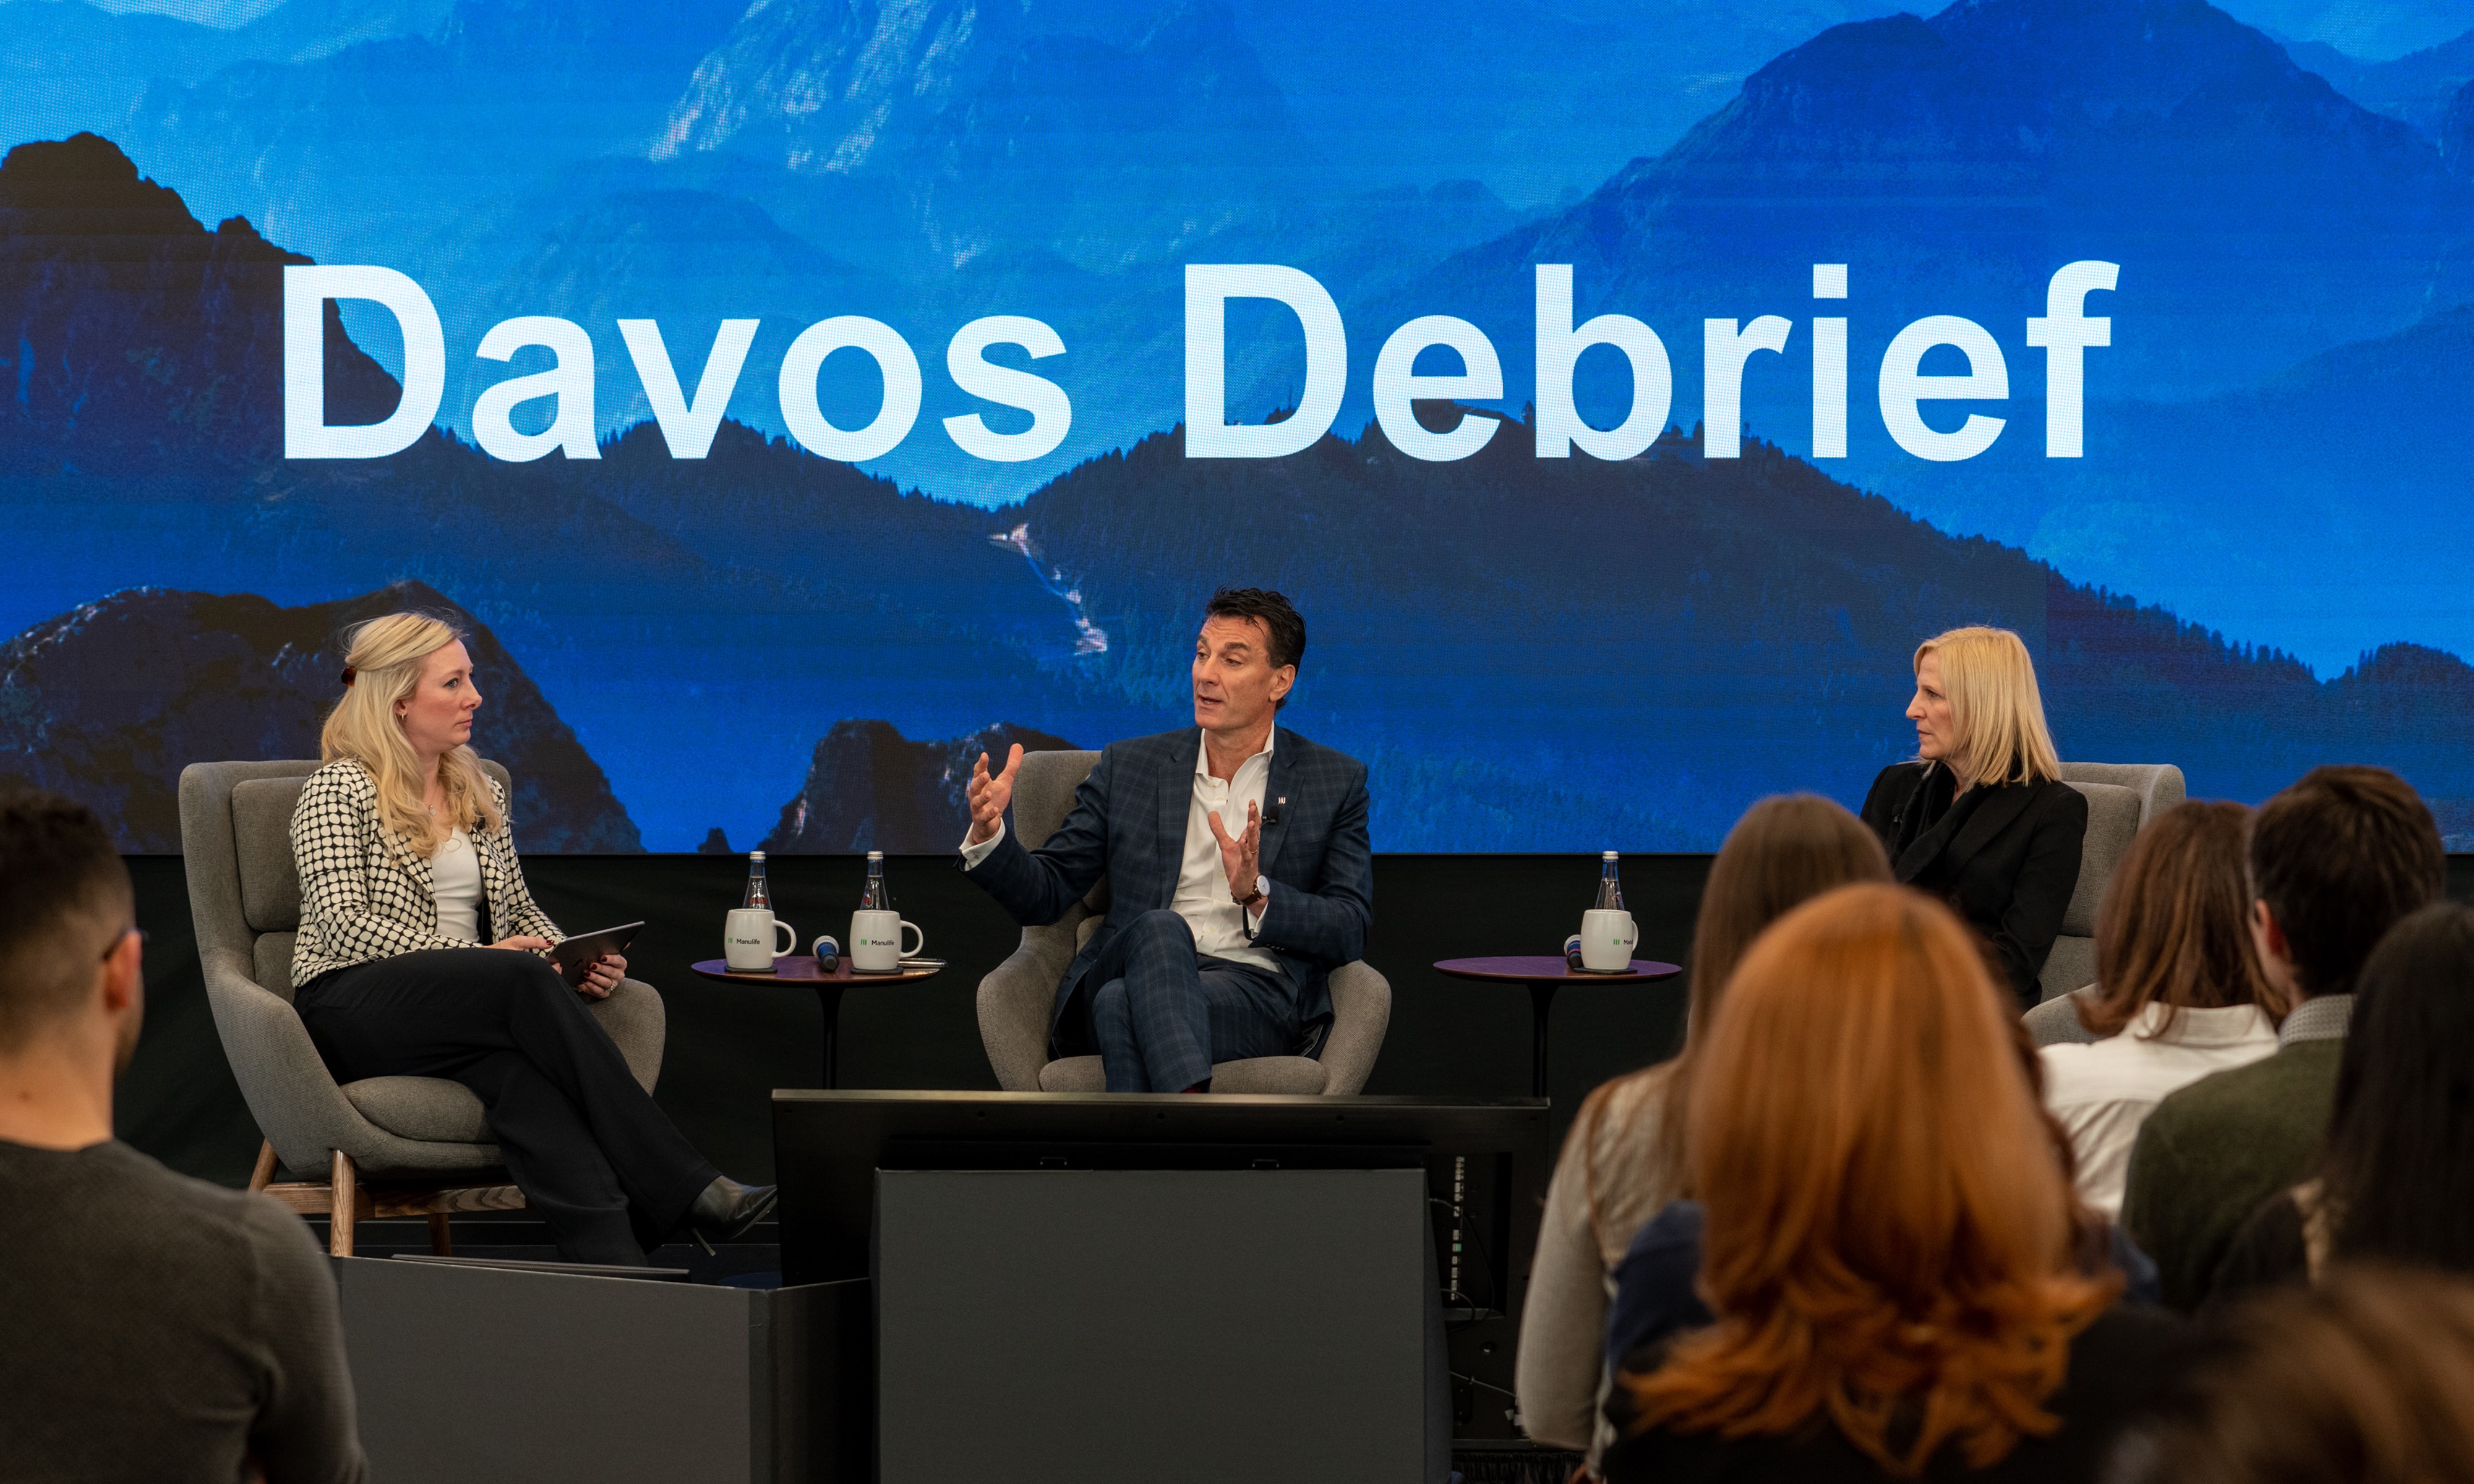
[{"xmin": 685, "ymin": 1176, "xmax": 779, "ymax": 1255}]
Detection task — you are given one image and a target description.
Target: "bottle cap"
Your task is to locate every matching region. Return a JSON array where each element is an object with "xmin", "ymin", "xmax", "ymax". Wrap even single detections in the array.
[
  {"xmin": 1603, "ymin": 850, "xmax": 1619, "ymax": 860},
  {"xmin": 867, "ymin": 850, "xmax": 884, "ymax": 861},
  {"xmin": 750, "ymin": 851, "xmax": 766, "ymax": 862}
]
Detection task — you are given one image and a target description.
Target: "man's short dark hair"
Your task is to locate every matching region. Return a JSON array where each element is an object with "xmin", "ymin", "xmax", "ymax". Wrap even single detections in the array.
[
  {"xmin": 2250, "ymin": 765, "xmax": 2446, "ymax": 1002},
  {"xmin": 0, "ymin": 791, "xmax": 131, "ymax": 1050},
  {"xmin": 1204, "ymin": 589, "xmax": 1306, "ymax": 708}
]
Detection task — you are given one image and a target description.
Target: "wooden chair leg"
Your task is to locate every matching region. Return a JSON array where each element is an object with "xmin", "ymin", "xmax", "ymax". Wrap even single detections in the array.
[
  {"xmin": 329, "ymin": 1149, "xmax": 358, "ymax": 1258},
  {"xmin": 428, "ymin": 1213, "xmax": 453, "ymax": 1256},
  {"xmin": 249, "ymin": 1141, "xmax": 277, "ymax": 1193}
]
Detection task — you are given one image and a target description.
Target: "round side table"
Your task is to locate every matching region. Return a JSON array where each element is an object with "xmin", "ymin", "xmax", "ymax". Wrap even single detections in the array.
[
  {"xmin": 1432, "ymin": 955, "xmax": 1683, "ymax": 1098},
  {"xmin": 690, "ymin": 956, "xmax": 943, "ymax": 1090}
]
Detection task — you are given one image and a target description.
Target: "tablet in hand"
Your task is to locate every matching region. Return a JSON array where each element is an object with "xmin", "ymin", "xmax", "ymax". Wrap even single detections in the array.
[{"xmin": 547, "ymin": 923, "xmax": 644, "ymax": 985}]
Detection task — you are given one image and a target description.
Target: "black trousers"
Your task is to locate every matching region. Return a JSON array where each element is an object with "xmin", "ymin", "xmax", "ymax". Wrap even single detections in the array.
[{"xmin": 296, "ymin": 949, "xmax": 718, "ymax": 1264}]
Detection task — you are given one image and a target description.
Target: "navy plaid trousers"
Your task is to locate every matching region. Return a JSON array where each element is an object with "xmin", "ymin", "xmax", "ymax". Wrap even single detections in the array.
[{"xmin": 1076, "ymin": 910, "xmax": 1301, "ymax": 1091}]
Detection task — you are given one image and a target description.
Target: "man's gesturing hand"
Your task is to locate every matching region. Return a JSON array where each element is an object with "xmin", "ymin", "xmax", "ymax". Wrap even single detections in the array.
[
  {"xmin": 967, "ymin": 744, "xmax": 1024, "ymax": 846},
  {"xmin": 1206, "ymin": 799, "xmax": 1262, "ymax": 904}
]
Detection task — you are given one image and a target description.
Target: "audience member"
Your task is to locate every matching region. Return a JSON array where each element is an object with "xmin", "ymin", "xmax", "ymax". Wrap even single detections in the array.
[
  {"xmin": 1602, "ymin": 884, "xmax": 2178, "ymax": 1483},
  {"xmin": 1601, "ymin": 992, "xmax": 2160, "ymax": 1384},
  {"xmin": 2120, "ymin": 765, "xmax": 2443, "ymax": 1312},
  {"xmin": 1860, "ymin": 625, "xmax": 2087, "ymax": 1007},
  {"xmin": 2038, "ymin": 802, "xmax": 2277, "ymax": 1217},
  {"xmin": 2115, "ymin": 1266, "xmax": 2474, "ymax": 1484},
  {"xmin": 2212, "ymin": 902, "xmax": 2474, "ymax": 1300},
  {"xmin": 0, "ymin": 792, "xmax": 366, "ymax": 1483},
  {"xmin": 1515, "ymin": 795, "xmax": 1890, "ymax": 1462}
]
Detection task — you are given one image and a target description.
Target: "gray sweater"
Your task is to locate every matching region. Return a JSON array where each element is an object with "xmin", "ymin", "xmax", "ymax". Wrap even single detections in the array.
[
  {"xmin": 0, "ymin": 1138, "xmax": 366, "ymax": 1484},
  {"xmin": 1515, "ymin": 1068, "xmax": 1684, "ymax": 1462}
]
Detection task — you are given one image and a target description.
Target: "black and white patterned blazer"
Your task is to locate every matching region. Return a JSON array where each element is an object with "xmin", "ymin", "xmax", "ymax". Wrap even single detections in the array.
[{"xmin": 288, "ymin": 757, "xmax": 563, "ymax": 988}]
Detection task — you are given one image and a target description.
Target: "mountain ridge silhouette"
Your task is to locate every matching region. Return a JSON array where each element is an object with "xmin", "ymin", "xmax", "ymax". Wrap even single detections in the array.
[{"xmin": 9, "ymin": 130, "xmax": 2474, "ymax": 846}]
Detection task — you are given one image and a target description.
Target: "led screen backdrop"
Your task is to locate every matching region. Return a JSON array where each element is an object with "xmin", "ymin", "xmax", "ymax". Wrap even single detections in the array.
[{"xmin": 6, "ymin": 0, "xmax": 2474, "ymax": 852}]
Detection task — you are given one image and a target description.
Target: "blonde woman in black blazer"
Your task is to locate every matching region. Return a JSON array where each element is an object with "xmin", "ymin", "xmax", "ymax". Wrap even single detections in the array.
[
  {"xmin": 288, "ymin": 612, "xmax": 773, "ymax": 1264},
  {"xmin": 1860, "ymin": 626, "xmax": 2086, "ymax": 1007}
]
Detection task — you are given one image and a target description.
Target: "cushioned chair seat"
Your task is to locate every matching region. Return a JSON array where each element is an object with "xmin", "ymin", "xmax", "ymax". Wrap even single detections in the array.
[
  {"xmin": 2024, "ymin": 988, "xmax": 2102, "ymax": 1047},
  {"xmin": 343, "ymin": 1076, "xmax": 495, "ymax": 1144},
  {"xmin": 1035, "ymin": 1054, "xmax": 1330, "ymax": 1094}
]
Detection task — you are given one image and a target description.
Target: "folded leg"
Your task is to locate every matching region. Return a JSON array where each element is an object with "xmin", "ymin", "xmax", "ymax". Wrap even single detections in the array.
[{"xmin": 297, "ymin": 949, "xmax": 717, "ymax": 1255}]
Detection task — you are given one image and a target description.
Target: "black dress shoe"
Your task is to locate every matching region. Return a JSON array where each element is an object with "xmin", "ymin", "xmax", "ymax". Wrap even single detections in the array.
[{"xmin": 685, "ymin": 1176, "xmax": 779, "ymax": 1253}]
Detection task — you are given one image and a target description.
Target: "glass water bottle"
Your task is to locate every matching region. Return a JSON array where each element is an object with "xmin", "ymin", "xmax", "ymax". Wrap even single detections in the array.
[
  {"xmin": 859, "ymin": 850, "xmax": 891, "ymax": 911},
  {"xmin": 743, "ymin": 850, "xmax": 771, "ymax": 910},
  {"xmin": 1595, "ymin": 850, "xmax": 1624, "ymax": 911}
]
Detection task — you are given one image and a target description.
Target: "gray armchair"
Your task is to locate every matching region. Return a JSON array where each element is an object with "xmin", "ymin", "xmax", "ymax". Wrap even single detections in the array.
[
  {"xmin": 178, "ymin": 759, "xmax": 664, "ymax": 1255},
  {"xmin": 2037, "ymin": 762, "xmax": 2188, "ymax": 1008},
  {"xmin": 975, "ymin": 749, "xmax": 1390, "ymax": 1094}
]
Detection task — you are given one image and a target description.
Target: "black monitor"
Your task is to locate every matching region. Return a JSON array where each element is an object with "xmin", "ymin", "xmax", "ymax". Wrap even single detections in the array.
[{"xmin": 771, "ymin": 1090, "xmax": 1551, "ymax": 1439}]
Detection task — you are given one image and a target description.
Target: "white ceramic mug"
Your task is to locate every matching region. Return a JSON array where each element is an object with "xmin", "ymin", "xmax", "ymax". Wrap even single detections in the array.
[
  {"xmin": 725, "ymin": 907, "xmax": 797, "ymax": 972},
  {"xmin": 849, "ymin": 910, "xmax": 923, "ymax": 973},
  {"xmin": 1578, "ymin": 908, "xmax": 1637, "ymax": 972}
]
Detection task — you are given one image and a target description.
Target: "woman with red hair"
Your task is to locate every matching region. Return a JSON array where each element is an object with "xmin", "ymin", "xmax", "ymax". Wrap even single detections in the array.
[{"xmin": 1603, "ymin": 884, "xmax": 2180, "ymax": 1482}]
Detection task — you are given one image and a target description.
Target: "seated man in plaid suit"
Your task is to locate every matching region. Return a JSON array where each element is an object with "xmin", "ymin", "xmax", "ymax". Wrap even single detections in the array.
[{"xmin": 960, "ymin": 588, "xmax": 1372, "ymax": 1093}]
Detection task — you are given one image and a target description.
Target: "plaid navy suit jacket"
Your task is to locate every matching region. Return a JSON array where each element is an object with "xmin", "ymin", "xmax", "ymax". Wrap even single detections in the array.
[{"xmin": 964, "ymin": 726, "xmax": 1373, "ymax": 1048}]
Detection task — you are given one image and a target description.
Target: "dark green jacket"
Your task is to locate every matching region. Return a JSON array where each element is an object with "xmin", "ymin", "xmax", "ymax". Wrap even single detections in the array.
[{"xmin": 2120, "ymin": 1038, "xmax": 2344, "ymax": 1312}]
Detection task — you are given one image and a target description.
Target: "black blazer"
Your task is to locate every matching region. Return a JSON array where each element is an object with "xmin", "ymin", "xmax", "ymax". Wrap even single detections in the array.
[{"xmin": 1860, "ymin": 761, "xmax": 2086, "ymax": 1006}]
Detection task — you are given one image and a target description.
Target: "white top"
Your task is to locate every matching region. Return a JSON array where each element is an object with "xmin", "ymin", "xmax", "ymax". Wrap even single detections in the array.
[
  {"xmin": 430, "ymin": 827, "xmax": 483, "ymax": 944},
  {"xmin": 2040, "ymin": 1000, "xmax": 2278, "ymax": 1217},
  {"xmin": 962, "ymin": 728, "xmax": 1280, "ymax": 974}
]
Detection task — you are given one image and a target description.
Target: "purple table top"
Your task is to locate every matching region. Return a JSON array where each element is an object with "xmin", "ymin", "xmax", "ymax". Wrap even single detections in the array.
[
  {"xmin": 1432, "ymin": 955, "xmax": 1682, "ymax": 984},
  {"xmin": 690, "ymin": 955, "xmax": 943, "ymax": 985}
]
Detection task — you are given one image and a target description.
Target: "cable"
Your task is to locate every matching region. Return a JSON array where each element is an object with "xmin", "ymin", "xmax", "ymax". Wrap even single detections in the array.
[{"xmin": 1430, "ymin": 1193, "xmax": 1505, "ymax": 1316}]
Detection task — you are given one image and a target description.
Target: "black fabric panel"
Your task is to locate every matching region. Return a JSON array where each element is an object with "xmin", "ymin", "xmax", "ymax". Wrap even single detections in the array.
[
  {"xmin": 111, "ymin": 850, "xmax": 1921, "ymax": 1186},
  {"xmin": 124, "ymin": 852, "xmax": 2474, "ymax": 1189}
]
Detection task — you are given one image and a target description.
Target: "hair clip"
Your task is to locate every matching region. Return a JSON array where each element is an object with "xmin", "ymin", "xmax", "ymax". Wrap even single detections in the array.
[{"xmin": 340, "ymin": 667, "xmax": 356, "ymax": 687}]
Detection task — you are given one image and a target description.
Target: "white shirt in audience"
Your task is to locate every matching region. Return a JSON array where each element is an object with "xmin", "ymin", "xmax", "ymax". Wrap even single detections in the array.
[
  {"xmin": 430, "ymin": 827, "xmax": 483, "ymax": 944},
  {"xmin": 2040, "ymin": 999, "xmax": 2277, "ymax": 1218}
]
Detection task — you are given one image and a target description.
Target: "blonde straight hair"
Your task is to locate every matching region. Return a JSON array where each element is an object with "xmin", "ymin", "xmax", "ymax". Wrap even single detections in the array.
[
  {"xmin": 1915, "ymin": 626, "xmax": 2061, "ymax": 789},
  {"xmin": 319, "ymin": 612, "xmax": 501, "ymax": 856}
]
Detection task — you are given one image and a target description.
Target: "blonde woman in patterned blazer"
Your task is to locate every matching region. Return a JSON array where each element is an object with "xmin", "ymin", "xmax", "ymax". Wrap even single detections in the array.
[{"xmin": 288, "ymin": 612, "xmax": 775, "ymax": 1264}]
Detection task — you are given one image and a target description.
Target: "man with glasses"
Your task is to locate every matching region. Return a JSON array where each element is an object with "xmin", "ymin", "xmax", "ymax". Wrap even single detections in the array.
[{"xmin": 0, "ymin": 791, "xmax": 366, "ymax": 1482}]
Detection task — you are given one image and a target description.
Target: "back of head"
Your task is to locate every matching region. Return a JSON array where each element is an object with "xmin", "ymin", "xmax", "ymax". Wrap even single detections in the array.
[
  {"xmin": 1626, "ymin": 882, "xmax": 2115, "ymax": 1475},
  {"xmin": 1623, "ymin": 795, "xmax": 1893, "ymax": 1190},
  {"xmin": 2083, "ymin": 801, "xmax": 2269, "ymax": 1036},
  {"xmin": 1687, "ymin": 793, "xmax": 1894, "ymax": 1011},
  {"xmin": 2249, "ymin": 766, "xmax": 2444, "ymax": 1002},
  {"xmin": 0, "ymin": 792, "xmax": 131, "ymax": 1052},
  {"xmin": 2126, "ymin": 1266, "xmax": 2474, "ymax": 1484},
  {"xmin": 320, "ymin": 610, "xmax": 499, "ymax": 852},
  {"xmin": 2322, "ymin": 903, "xmax": 2474, "ymax": 1271},
  {"xmin": 1914, "ymin": 626, "xmax": 2058, "ymax": 788}
]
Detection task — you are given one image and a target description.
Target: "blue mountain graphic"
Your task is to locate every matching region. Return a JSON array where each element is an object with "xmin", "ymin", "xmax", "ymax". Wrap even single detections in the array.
[{"xmin": 1319, "ymin": 0, "xmax": 2473, "ymax": 673}]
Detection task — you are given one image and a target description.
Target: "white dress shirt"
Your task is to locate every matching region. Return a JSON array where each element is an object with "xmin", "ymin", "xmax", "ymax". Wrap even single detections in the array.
[
  {"xmin": 2040, "ymin": 999, "xmax": 2277, "ymax": 1218},
  {"xmin": 430, "ymin": 826, "xmax": 483, "ymax": 944},
  {"xmin": 961, "ymin": 728, "xmax": 1280, "ymax": 975}
]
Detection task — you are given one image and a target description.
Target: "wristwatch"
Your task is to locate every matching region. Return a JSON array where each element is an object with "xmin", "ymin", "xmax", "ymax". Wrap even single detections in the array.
[{"xmin": 1235, "ymin": 873, "xmax": 1268, "ymax": 911}]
